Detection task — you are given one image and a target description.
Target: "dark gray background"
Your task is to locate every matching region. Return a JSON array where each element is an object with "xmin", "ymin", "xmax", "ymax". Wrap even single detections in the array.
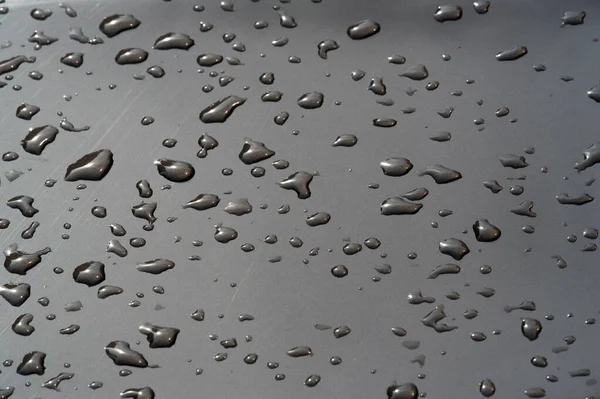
[{"xmin": 0, "ymin": 0, "xmax": 599, "ymax": 397}]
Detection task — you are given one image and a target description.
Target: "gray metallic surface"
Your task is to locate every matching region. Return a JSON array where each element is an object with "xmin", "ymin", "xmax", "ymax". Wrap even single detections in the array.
[{"xmin": 0, "ymin": 0, "xmax": 599, "ymax": 397}]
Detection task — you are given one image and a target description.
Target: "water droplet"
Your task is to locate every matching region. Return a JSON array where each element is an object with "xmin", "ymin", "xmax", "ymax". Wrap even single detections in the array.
[
  {"xmin": 60, "ymin": 52, "xmax": 84, "ymax": 68},
  {"xmin": 305, "ymin": 374, "xmax": 321, "ymax": 387},
  {"xmin": 12, "ymin": 313, "xmax": 34, "ymax": 336},
  {"xmin": 561, "ymin": 11, "xmax": 585, "ymax": 26},
  {"xmin": 153, "ymin": 33, "xmax": 194, "ymax": 50},
  {"xmin": 0, "ymin": 55, "xmax": 36, "ymax": 76},
  {"xmin": 41, "ymin": 372, "xmax": 74, "ymax": 391},
  {"xmin": 183, "ymin": 193, "xmax": 220, "ymax": 211},
  {"xmin": 279, "ymin": 11, "xmax": 297, "ymax": 28},
  {"xmin": 381, "ymin": 197, "xmax": 423, "ymax": 215},
  {"xmin": 387, "ymin": 382, "xmax": 419, "ymax": 399},
  {"xmin": 297, "ymin": 92, "xmax": 324, "ymax": 109},
  {"xmin": 16, "ymin": 103, "xmax": 40, "ymax": 120},
  {"xmin": 154, "ymin": 159, "xmax": 195, "ymax": 182},
  {"xmin": 6, "ymin": 196, "xmax": 39, "ymax": 217},
  {"xmin": 64, "ymin": 149, "xmax": 114, "ymax": 181},
  {"xmin": 381, "ymin": 157, "xmax": 413, "ymax": 176},
  {"xmin": 99, "ymin": 14, "xmax": 141, "ymax": 38},
  {"xmin": 472, "ymin": 219, "xmax": 501, "ymax": 242},
  {"xmin": 331, "ymin": 264, "xmax": 348, "ymax": 278},
  {"xmin": 439, "ymin": 238, "xmax": 469, "ymax": 260},
  {"xmin": 524, "ymin": 388, "xmax": 545, "ymax": 398},
  {"xmin": 73, "ymin": 261, "xmax": 105, "ymax": 286},
  {"xmin": 105, "ymin": 341, "xmax": 148, "ymax": 367},
  {"xmin": 373, "ymin": 118, "xmax": 397, "ymax": 127},
  {"xmin": 400, "ymin": 65, "xmax": 429, "ymax": 81},
  {"xmin": 286, "ymin": 346, "xmax": 313, "ymax": 357},
  {"xmin": 521, "ymin": 318, "xmax": 542, "ymax": 341},
  {"xmin": 139, "ymin": 323, "xmax": 180, "ymax": 348},
  {"xmin": 16, "ymin": 351, "xmax": 45, "ymax": 375},
  {"xmin": 278, "ymin": 171, "xmax": 313, "ymax": 199},
  {"xmin": 318, "ymin": 39, "xmax": 339, "ymax": 59},
  {"xmin": 214, "ymin": 225, "xmax": 238, "ymax": 243},
  {"xmin": 556, "ymin": 193, "xmax": 594, "ymax": 205},
  {"xmin": 0, "ymin": 282, "xmax": 31, "ymax": 306},
  {"xmin": 419, "ymin": 164, "xmax": 462, "ymax": 184},
  {"xmin": 479, "ymin": 379, "xmax": 496, "ymax": 397},
  {"xmin": 199, "ymin": 95, "xmax": 246, "ymax": 123},
  {"xmin": 496, "ymin": 46, "xmax": 527, "ymax": 61},
  {"xmin": 473, "ymin": 1, "xmax": 490, "ymax": 14},
  {"xmin": 347, "ymin": 19, "xmax": 380, "ymax": 40},
  {"xmin": 115, "ymin": 48, "xmax": 148, "ymax": 65},
  {"xmin": 21, "ymin": 125, "xmax": 59, "ymax": 155},
  {"xmin": 434, "ymin": 5, "xmax": 462, "ymax": 22},
  {"xmin": 68, "ymin": 26, "xmax": 103, "ymax": 44},
  {"xmin": 272, "ymin": 36, "xmax": 289, "ymax": 47},
  {"xmin": 137, "ymin": 258, "xmax": 174, "ymax": 275}
]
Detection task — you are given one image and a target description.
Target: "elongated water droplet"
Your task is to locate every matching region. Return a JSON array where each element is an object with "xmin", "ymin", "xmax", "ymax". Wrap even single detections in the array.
[
  {"xmin": 199, "ymin": 95, "xmax": 246, "ymax": 123},
  {"xmin": 347, "ymin": 19, "xmax": 380, "ymax": 40},
  {"xmin": 381, "ymin": 197, "xmax": 423, "ymax": 215},
  {"xmin": 400, "ymin": 65, "xmax": 429, "ymax": 81},
  {"xmin": 65, "ymin": 149, "xmax": 113, "ymax": 181},
  {"xmin": 115, "ymin": 48, "xmax": 148, "ymax": 65},
  {"xmin": 99, "ymin": 14, "xmax": 141, "ymax": 38},
  {"xmin": 496, "ymin": 46, "xmax": 527, "ymax": 61},
  {"xmin": 419, "ymin": 164, "xmax": 462, "ymax": 184},
  {"xmin": 153, "ymin": 32, "xmax": 194, "ymax": 50},
  {"xmin": 183, "ymin": 193, "xmax": 220, "ymax": 210},
  {"xmin": 0, "ymin": 55, "xmax": 36, "ymax": 76}
]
